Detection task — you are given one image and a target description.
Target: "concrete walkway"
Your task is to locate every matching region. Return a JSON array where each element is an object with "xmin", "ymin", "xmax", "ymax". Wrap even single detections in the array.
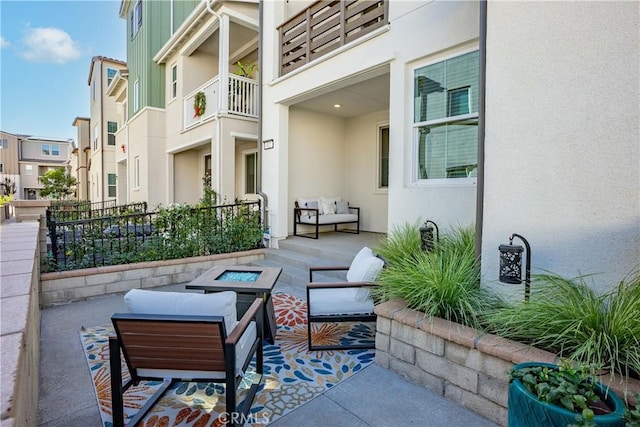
[{"xmin": 37, "ymin": 280, "xmax": 497, "ymax": 426}]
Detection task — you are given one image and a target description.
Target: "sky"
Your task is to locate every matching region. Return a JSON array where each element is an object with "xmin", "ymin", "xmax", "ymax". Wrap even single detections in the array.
[{"xmin": 0, "ymin": 0, "xmax": 126, "ymax": 141}]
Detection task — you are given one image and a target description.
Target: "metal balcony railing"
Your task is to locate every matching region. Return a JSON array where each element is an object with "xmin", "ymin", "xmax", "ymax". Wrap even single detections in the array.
[{"xmin": 278, "ymin": 0, "xmax": 388, "ymax": 76}]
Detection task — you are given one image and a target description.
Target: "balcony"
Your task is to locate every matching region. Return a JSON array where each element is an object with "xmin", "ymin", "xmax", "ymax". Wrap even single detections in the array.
[
  {"xmin": 183, "ymin": 74, "xmax": 258, "ymax": 129},
  {"xmin": 278, "ymin": 0, "xmax": 388, "ymax": 76}
]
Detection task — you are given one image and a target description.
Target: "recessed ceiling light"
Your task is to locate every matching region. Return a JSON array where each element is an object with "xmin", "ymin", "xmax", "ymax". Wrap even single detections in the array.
[{"xmin": 333, "ymin": 104, "xmax": 342, "ymax": 108}]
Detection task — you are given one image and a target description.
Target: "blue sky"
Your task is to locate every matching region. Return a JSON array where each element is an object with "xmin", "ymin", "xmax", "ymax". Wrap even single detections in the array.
[{"xmin": 0, "ymin": 0, "xmax": 126, "ymax": 141}]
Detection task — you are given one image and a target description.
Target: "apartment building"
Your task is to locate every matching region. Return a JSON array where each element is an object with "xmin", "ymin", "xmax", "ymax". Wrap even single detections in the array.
[
  {"xmin": 71, "ymin": 117, "xmax": 91, "ymax": 201},
  {"xmin": 16, "ymin": 136, "xmax": 73, "ymax": 199},
  {"xmin": 110, "ymin": 0, "xmax": 258, "ymax": 209},
  {"xmin": 87, "ymin": 56, "xmax": 127, "ymax": 203},
  {"xmin": 260, "ymin": 0, "xmax": 638, "ymax": 294},
  {"xmin": 0, "ymin": 131, "xmax": 21, "ymax": 195}
]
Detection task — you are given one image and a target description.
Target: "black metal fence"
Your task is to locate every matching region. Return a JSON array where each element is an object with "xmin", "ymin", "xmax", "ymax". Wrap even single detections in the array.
[
  {"xmin": 48, "ymin": 200, "xmax": 147, "ymax": 222},
  {"xmin": 45, "ymin": 200, "xmax": 262, "ymax": 272}
]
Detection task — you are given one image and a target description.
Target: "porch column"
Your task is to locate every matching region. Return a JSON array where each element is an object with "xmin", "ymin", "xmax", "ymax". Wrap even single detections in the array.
[{"xmin": 218, "ymin": 14, "xmax": 230, "ymax": 113}]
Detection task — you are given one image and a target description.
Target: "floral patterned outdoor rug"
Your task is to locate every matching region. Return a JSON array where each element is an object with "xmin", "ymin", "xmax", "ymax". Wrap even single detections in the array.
[{"xmin": 80, "ymin": 293, "xmax": 375, "ymax": 426}]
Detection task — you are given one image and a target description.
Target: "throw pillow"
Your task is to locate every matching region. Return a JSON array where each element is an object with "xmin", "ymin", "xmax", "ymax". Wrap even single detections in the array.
[
  {"xmin": 305, "ymin": 200, "xmax": 319, "ymax": 216},
  {"xmin": 346, "ymin": 247, "xmax": 385, "ymax": 282},
  {"xmin": 321, "ymin": 199, "xmax": 336, "ymax": 215},
  {"xmin": 124, "ymin": 289, "xmax": 238, "ymax": 334},
  {"xmin": 335, "ymin": 200, "xmax": 349, "ymax": 214}
]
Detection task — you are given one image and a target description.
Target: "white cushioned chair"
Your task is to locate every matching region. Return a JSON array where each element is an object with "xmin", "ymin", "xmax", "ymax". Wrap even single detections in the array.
[
  {"xmin": 306, "ymin": 247, "xmax": 385, "ymax": 351},
  {"xmin": 110, "ymin": 289, "xmax": 263, "ymax": 427}
]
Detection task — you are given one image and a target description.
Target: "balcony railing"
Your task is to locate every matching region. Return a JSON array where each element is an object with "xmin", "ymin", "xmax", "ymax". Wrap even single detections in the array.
[
  {"xmin": 278, "ymin": 0, "xmax": 388, "ymax": 76},
  {"xmin": 184, "ymin": 75, "xmax": 258, "ymax": 129}
]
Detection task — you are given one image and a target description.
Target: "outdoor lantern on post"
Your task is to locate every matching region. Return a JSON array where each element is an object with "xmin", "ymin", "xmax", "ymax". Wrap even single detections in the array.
[
  {"xmin": 498, "ymin": 233, "xmax": 532, "ymax": 301},
  {"xmin": 420, "ymin": 220, "xmax": 439, "ymax": 252}
]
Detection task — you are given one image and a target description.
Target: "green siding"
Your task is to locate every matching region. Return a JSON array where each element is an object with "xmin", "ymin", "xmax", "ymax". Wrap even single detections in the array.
[{"xmin": 125, "ymin": 0, "xmax": 198, "ymax": 117}]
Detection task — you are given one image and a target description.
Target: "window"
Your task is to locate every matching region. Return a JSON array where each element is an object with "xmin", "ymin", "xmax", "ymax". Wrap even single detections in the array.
[
  {"xmin": 0, "ymin": 163, "xmax": 4, "ymax": 173},
  {"xmin": 244, "ymin": 151, "xmax": 257, "ymax": 194},
  {"xmin": 108, "ymin": 173, "xmax": 117, "ymax": 197},
  {"xmin": 91, "ymin": 80, "xmax": 96, "ymax": 102},
  {"xmin": 93, "ymin": 126, "xmax": 99, "ymax": 150},
  {"xmin": 107, "ymin": 68, "xmax": 118, "ymax": 87},
  {"xmin": 134, "ymin": 156, "xmax": 140, "ymax": 189},
  {"xmin": 170, "ymin": 64, "xmax": 177, "ymax": 99},
  {"xmin": 41, "ymin": 144, "xmax": 50, "ymax": 156},
  {"xmin": 378, "ymin": 125, "xmax": 389, "ymax": 189},
  {"xmin": 413, "ymin": 50, "xmax": 479, "ymax": 180},
  {"xmin": 51, "ymin": 145, "xmax": 60, "ymax": 156},
  {"xmin": 107, "ymin": 121, "xmax": 117, "ymax": 145},
  {"xmin": 134, "ymin": 80, "xmax": 140, "ymax": 112},
  {"xmin": 0, "ymin": 138, "xmax": 7, "ymax": 149},
  {"xmin": 131, "ymin": 0, "xmax": 142, "ymax": 38},
  {"xmin": 25, "ymin": 165, "xmax": 33, "ymax": 175}
]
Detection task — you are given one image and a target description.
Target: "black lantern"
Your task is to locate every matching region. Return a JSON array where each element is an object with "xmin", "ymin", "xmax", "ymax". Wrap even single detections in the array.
[
  {"xmin": 498, "ymin": 233, "xmax": 531, "ymax": 301},
  {"xmin": 420, "ymin": 220, "xmax": 439, "ymax": 252}
]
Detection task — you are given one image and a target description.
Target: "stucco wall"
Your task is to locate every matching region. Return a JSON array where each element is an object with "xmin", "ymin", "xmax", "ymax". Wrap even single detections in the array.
[{"xmin": 481, "ymin": 1, "xmax": 640, "ymax": 296}]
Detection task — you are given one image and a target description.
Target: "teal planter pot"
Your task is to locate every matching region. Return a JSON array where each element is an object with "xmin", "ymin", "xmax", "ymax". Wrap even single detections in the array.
[{"xmin": 508, "ymin": 362, "xmax": 626, "ymax": 427}]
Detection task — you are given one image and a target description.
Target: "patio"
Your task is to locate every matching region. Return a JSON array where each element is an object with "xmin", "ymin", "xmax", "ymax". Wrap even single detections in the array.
[{"xmin": 36, "ymin": 232, "xmax": 497, "ymax": 426}]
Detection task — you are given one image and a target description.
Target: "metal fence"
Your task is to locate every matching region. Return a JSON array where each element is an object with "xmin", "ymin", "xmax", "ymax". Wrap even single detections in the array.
[
  {"xmin": 45, "ymin": 200, "xmax": 262, "ymax": 272},
  {"xmin": 47, "ymin": 200, "xmax": 147, "ymax": 222}
]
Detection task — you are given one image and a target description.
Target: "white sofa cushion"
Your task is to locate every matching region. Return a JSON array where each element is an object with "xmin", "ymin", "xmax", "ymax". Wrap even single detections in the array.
[
  {"xmin": 298, "ymin": 213, "xmax": 358, "ymax": 225},
  {"xmin": 298, "ymin": 197, "xmax": 321, "ymax": 214},
  {"xmin": 124, "ymin": 289, "xmax": 237, "ymax": 335},
  {"xmin": 309, "ymin": 287, "xmax": 374, "ymax": 316},
  {"xmin": 346, "ymin": 247, "xmax": 385, "ymax": 282}
]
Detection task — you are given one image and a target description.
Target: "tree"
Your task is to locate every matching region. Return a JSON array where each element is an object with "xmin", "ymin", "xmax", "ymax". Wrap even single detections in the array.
[
  {"xmin": 0, "ymin": 178, "xmax": 17, "ymax": 196},
  {"xmin": 38, "ymin": 168, "xmax": 77, "ymax": 200}
]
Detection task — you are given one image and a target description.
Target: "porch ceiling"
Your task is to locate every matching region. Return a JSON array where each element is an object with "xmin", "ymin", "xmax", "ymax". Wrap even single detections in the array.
[{"xmin": 293, "ymin": 73, "xmax": 390, "ymax": 119}]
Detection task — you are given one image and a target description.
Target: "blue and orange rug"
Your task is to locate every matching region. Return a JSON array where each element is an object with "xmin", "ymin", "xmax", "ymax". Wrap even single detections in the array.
[{"xmin": 80, "ymin": 293, "xmax": 375, "ymax": 426}]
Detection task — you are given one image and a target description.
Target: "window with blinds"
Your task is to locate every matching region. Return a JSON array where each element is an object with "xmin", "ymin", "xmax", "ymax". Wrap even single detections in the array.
[{"xmin": 413, "ymin": 51, "xmax": 479, "ymax": 180}]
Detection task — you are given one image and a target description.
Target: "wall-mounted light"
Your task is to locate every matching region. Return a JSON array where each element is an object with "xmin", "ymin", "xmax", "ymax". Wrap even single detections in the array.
[
  {"xmin": 263, "ymin": 139, "xmax": 274, "ymax": 150},
  {"xmin": 333, "ymin": 104, "xmax": 342, "ymax": 108},
  {"xmin": 419, "ymin": 220, "xmax": 439, "ymax": 252},
  {"xmin": 498, "ymin": 233, "xmax": 532, "ymax": 301}
]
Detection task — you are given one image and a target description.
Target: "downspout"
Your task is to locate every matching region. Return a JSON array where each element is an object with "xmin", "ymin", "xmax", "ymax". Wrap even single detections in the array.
[
  {"xmin": 475, "ymin": 0, "xmax": 487, "ymax": 261},
  {"xmin": 256, "ymin": 0, "xmax": 269, "ymax": 243}
]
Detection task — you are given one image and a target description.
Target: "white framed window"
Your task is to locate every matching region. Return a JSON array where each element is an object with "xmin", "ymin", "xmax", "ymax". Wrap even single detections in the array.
[
  {"xmin": 130, "ymin": 0, "xmax": 142, "ymax": 38},
  {"xmin": 134, "ymin": 156, "xmax": 140, "ymax": 189},
  {"xmin": 170, "ymin": 63, "xmax": 177, "ymax": 100},
  {"xmin": 377, "ymin": 125, "xmax": 389, "ymax": 189},
  {"xmin": 0, "ymin": 138, "xmax": 7, "ymax": 149},
  {"xmin": 243, "ymin": 150, "xmax": 257, "ymax": 194},
  {"xmin": 133, "ymin": 80, "xmax": 140, "ymax": 112},
  {"xmin": 93, "ymin": 125, "xmax": 99, "ymax": 150},
  {"xmin": 108, "ymin": 173, "xmax": 117, "ymax": 197},
  {"xmin": 413, "ymin": 50, "xmax": 479, "ymax": 181},
  {"xmin": 0, "ymin": 163, "xmax": 4, "ymax": 173},
  {"xmin": 25, "ymin": 165, "xmax": 33, "ymax": 176},
  {"xmin": 51, "ymin": 145, "xmax": 60, "ymax": 156},
  {"xmin": 107, "ymin": 121, "xmax": 117, "ymax": 146},
  {"xmin": 91, "ymin": 80, "xmax": 96, "ymax": 102},
  {"xmin": 41, "ymin": 144, "xmax": 50, "ymax": 156},
  {"xmin": 107, "ymin": 68, "xmax": 118, "ymax": 87}
]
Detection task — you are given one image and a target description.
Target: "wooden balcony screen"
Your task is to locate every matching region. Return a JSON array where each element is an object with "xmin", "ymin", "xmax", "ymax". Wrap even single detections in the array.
[{"xmin": 279, "ymin": 0, "xmax": 388, "ymax": 76}]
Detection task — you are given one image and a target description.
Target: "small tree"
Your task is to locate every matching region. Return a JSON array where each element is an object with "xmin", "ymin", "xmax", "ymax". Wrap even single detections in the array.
[
  {"xmin": 39, "ymin": 168, "xmax": 77, "ymax": 200},
  {"xmin": 0, "ymin": 178, "xmax": 17, "ymax": 196}
]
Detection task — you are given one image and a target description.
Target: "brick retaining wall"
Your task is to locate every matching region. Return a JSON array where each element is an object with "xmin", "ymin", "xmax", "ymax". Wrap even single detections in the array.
[{"xmin": 374, "ymin": 298, "xmax": 640, "ymax": 426}]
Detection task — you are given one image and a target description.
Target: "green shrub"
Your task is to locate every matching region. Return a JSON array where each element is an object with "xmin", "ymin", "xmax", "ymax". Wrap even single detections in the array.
[
  {"xmin": 486, "ymin": 271, "xmax": 640, "ymax": 377},
  {"xmin": 374, "ymin": 224, "xmax": 503, "ymax": 329}
]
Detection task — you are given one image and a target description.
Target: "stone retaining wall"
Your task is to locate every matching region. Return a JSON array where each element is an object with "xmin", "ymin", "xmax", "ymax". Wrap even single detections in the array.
[
  {"xmin": 40, "ymin": 250, "xmax": 266, "ymax": 307},
  {"xmin": 374, "ymin": 299, "xmax": 640, "ymax": 426}
]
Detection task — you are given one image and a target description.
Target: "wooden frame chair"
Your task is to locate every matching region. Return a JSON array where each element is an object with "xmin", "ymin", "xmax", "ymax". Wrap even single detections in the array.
[
  {"xmin": 306, "ymin": 247, "xmax": 385, "ymax": 351},
  {"xmin": 109, "ymin": 298, "xmax": 263, "ymax": 427}
]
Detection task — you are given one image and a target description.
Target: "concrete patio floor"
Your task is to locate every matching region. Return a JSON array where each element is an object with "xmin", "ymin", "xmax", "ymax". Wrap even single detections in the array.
[{"xmin": 37, "ymin": 279, "xmax": 498, "ymax": 426}]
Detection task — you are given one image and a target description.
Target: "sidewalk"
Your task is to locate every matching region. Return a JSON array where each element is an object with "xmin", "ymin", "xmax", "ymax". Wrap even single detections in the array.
[{"xmin": 37, "ymin": 282, "xmax": 498, "ymax": 427}]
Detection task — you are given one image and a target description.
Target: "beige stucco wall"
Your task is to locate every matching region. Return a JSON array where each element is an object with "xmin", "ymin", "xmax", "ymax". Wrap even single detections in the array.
[
  {"xmin": 174, "ymin": 149, "xmax": 203, "ymax": 204},
  {"xmin": 481, "ymin": 1, "xmax": 640, "ymax": 296}
]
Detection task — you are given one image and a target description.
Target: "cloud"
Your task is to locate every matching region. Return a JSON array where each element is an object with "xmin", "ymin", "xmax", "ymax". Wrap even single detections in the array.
[
  {"xmin": 0, "ymin": 36, "xmax": 9, "ymax": 49},
  {"xmin": 21, "ymin": 27, "xmax": 81, "ymax": 64}
]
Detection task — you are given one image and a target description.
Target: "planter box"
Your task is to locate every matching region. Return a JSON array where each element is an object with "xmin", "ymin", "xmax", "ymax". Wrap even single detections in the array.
[{"xmin": 374, "ymin": 299, "xmax": 640, "ymax": 426}]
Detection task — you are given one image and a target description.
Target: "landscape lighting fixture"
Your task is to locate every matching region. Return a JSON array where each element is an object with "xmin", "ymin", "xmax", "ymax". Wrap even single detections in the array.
[
  {"xmin": 498, "ymin": 233, "xmax": 532, "ymax": 301},
  {"xmin": 419, "ymin": 220, "xmax": 439, "ymax": 252}
]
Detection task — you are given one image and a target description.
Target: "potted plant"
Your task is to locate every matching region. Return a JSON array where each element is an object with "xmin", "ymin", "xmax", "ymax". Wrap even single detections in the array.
[
  {"xmin": 193, "ymin": 91, "xmax": 206, "ymax": 118},
  {"xmin": 508, "ymin": 361, "xmax": 626, "ymax": 426}
]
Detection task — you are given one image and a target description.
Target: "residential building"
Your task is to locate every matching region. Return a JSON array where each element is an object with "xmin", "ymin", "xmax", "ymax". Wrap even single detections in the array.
[
  {"xmin": 260, "ymin": 0, "xmax": 639, "ymax": 295},
  {"xmin": 111, "ymin": 0, "xmax": 259, "ymax": 209},
  {"xmin": 88, "ymin": 56, "xmax": 127, "ymax": 203},
  {"xmin": 71, "ymin": 117, "xmax": 91, "ymax": 201},
  {"xmin": 16, "ymin": 136, "xmax": 73, "ymax": 199},
  {"xmin": 0, "ymin": 131, "xmax": 21, "ymax": 196}
]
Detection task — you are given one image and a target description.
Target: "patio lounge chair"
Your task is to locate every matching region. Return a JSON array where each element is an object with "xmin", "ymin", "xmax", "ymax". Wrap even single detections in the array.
[
  {"xmin": 109, "ymin": 290, "xmax": 263, "ymax": 427},
  {"xmin": 306, "ymin": 247, "xmax": 385, "ymax": 351}
]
